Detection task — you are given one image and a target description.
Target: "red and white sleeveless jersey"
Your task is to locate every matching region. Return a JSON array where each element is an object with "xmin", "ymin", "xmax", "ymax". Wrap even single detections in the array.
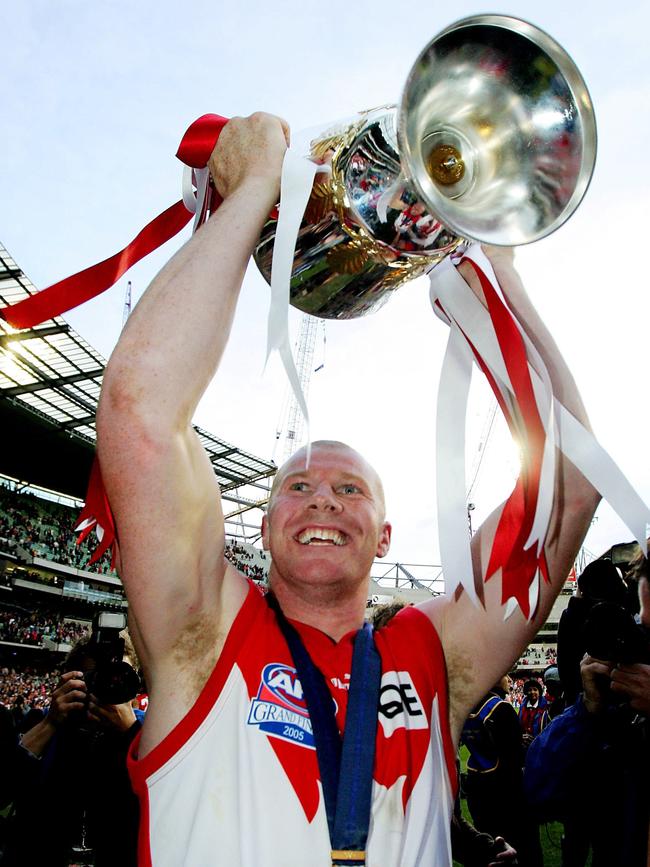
[{"xmin": 128, "ymin": 584, "xmax": 457, "ymax": 866}]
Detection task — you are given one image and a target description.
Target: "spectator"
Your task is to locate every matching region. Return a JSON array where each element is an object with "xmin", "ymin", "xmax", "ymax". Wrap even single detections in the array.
[
  {"xmin": 518, "ymin": 679, "xmax": 547, "ymax": 748},
  {"xmin": 540, "ymin": 665, "xmax": 565, "ymax": 725},
  {"xmin": 0, "ymin": 608, "xmax": 90, "ymax": 648}
]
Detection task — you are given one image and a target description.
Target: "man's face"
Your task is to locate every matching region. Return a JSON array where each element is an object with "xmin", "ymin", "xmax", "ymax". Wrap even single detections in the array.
[
  {"xmin": 499, "ymin": 675, "xmax": 512, "ymax": 694},
  {"xmin": 262, "ymin": 443, "xmax": 391, "ymax": 592},
  {"xmin": 526, "ymin": 686, "xmax": 540, "ymax": 704}
]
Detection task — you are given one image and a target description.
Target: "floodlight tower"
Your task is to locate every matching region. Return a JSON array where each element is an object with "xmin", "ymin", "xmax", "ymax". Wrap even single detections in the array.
[{"xmin": 276, "ymin": 314, "xmax": 322, "ymax": 462}]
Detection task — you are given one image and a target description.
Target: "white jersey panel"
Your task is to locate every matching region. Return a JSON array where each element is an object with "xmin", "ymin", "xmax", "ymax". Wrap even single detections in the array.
[{"xmin": 146, "ymin": 664, "xmax": 331, "ymax": 867}]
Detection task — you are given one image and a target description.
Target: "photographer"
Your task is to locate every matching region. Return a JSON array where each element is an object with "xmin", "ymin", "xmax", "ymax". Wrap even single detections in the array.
[
  {"xmin": 523, "ymin": 551, "xmax": 650, "ymax": 867},
  {"xmin": 556, "ymin": 558, "xmax": 629, "ymax": 705},
  {"xmin": 0, "ymin": 620, "xmax": 143, "ymax": 867}
]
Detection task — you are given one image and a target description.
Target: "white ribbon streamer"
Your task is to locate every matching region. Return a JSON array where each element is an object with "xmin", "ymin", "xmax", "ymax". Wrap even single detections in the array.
[
  {"xmin": 504, "ymin": 576, "xmax": 539, "ymax": 621},
  {"xmin": 192, "ymin": 168, "xmax": 211, "ymax": 232},
  {"xmin": 432, "ymin": 248, "xmax": 554, "ymax": 607},
  {"xmin": 555, "ymin": 403, "xmax": 650, "ymax": 548},
  {"xmin": 183, "ymin": 136, "xmax": 326, "ymax": 465},
  {"xmin": 266, "ymin": 148, "xmax": 329, "ymax": 462},
  {"xmin": 181, "ymin": 165, "xmax": 211, "ymax": 232},
  {"xmin": 435, "ymin": 303, "xmax": 478, "ymax": 604},
  {"xmin": 472, "ymin": 248, "xmax": 557, "ymax": 558},
  {"xmin": 181, "ymin": 164, "xmax": 197, "ymax": 213},
  {"xmin": 76, "ymin": 517, "xmax": 105, "ymax": 544}
]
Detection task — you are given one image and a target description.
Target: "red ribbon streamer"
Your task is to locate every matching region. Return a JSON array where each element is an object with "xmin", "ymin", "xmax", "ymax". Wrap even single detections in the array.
[
  {"xmin": 75, "ymin": 455, "xmax": 117, "ymax": 569},
  {"xmin": 0, "ymin": 113, "xmax": 229, "ymax": 329}
]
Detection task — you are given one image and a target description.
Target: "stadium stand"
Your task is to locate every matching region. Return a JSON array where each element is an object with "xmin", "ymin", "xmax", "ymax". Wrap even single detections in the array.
[
  {"xmin": 0, "ymin": 664, "xmax": 60, "ymax": 712},
  {"xmin": 0, "ymin": 481, "xmax": 115, "ymax": 574},
  {"xmin": 224, "ymin": 538, "xmax": 269, "ymax": 583}
]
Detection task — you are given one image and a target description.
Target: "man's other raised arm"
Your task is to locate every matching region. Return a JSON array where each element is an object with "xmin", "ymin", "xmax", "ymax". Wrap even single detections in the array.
[
  {"xmin": 96, "ymin": 114, "xmax": 288, "ymax": 671},
  {"xmin": 421, "ymin": 248, "xmax": 601, "ymax": 733}
]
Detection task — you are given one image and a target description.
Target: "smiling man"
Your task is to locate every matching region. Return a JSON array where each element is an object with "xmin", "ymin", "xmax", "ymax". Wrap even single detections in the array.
[
  {"xmin": 96, "ymin": 113, "xmax": 601, "ymax": 866},
  {"xmin": 262, "ymin": 441, "xmax": 391, "ymax": 640}
]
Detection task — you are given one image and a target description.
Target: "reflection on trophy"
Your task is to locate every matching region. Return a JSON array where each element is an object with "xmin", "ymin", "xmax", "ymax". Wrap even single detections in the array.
[{"xmin": 254, "ymin": 15, "xmax": 597, "ymax": 320}]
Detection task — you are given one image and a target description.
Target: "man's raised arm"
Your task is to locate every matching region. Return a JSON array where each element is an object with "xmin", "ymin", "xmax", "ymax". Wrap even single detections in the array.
[
  {"xmin": 421, "ymin": 247, "xmax": 601, "ymax": 734},
  {"xmin": 96, "ymin": 114, "xmax": 288, "ymax": 675}
]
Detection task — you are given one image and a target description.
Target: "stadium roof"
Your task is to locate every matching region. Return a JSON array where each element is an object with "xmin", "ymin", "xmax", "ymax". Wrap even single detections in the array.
[{"xmin": 0, "ymin": 243, "xmax": 276, "ymax": 533}]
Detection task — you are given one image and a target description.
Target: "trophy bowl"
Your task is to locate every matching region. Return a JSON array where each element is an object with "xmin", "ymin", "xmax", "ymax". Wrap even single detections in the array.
[{"xmin": 253, "ymin": 15, "xmax": 596, "ymax": 320}]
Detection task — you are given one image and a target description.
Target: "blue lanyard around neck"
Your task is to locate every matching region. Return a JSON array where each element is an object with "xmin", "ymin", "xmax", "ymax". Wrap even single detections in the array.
[{"xmin": 266, "ymin": 593, "xmax": 381, "ymax": 866}]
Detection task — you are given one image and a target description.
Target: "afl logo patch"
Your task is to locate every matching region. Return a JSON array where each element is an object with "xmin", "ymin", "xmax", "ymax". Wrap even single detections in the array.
[{"xmin": 247, "ymin": 663, "xmax": 315, "ymax": 749}]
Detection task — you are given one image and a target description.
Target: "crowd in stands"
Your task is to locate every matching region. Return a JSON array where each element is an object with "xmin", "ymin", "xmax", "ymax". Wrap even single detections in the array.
[
  {"xmin": 224, "ymin": 539, "xmax": 269, "ymax": 582},
  {"xmin": 0, "ymin": 482, "xmax": 270, "ymax": 583},
  {"xmin": 516, "ymin": 645, "xmax": 557, "ymax": 669},
  {"xmin": 0, "ymin": 609, "xmax": 89, "ymax": 648},
  {"xmin": 0, "ymin": 664, "xmax": 60, "ymax": 711},
  {"xmin": 0, "ymin": 482, "xmax": 114, "ymax": 575}
]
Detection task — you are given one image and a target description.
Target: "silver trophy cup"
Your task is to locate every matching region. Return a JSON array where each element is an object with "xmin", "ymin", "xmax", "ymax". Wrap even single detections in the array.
[{"xmin": 253, "ymin": 15, "xmax": 596, "ymax": 319}]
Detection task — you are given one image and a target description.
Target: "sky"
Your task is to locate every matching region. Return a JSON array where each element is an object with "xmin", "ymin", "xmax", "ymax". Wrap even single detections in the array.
[{"xmin": 3, "ymin": 0, "xmax": 649, "ymax": 569}]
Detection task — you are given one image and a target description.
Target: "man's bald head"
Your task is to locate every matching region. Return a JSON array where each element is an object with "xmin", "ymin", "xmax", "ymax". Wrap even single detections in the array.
[{"xmin": 268, "ymin": 440, "xmax": 387, "ymax": 519}]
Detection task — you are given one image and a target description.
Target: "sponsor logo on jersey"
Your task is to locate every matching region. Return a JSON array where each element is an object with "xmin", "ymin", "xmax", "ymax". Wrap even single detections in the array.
[
  {"xmin": 247, "ymin": 663, "xmax": 315, "ymax": 748},
  {"xmin": 378, "ymin": 671, "xmax": 428, "ymax": 737}
]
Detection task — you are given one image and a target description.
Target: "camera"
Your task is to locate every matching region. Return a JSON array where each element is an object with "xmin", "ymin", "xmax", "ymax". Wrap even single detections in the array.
[
  {"xmin": 83, "ymin": 611, "xmax": 141, "ymax": 704},
  {"xmin": 583, "ymin": 601, "xmax": 650, "ymax": 665}
]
